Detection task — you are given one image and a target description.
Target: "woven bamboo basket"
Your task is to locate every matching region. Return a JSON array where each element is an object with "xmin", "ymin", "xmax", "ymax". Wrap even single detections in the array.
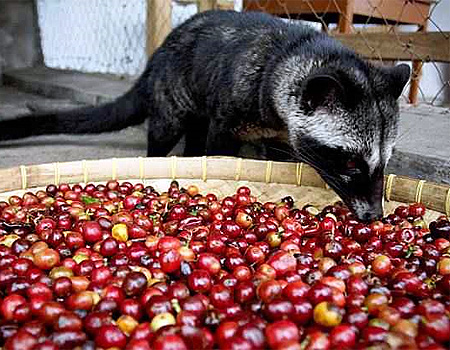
[{"xmin": 0, "ymin": 156, "xmax": 449, "ymax": 222}]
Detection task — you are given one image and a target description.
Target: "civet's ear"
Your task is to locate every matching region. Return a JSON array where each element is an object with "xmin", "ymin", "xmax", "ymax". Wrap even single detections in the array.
[
  {"xmin": 300, "ymin": 73, "xmax": 346, "ymax": 113},
  {"xmin": 387, "ymin": 64, "xmax": 411, "ymax": 99}
]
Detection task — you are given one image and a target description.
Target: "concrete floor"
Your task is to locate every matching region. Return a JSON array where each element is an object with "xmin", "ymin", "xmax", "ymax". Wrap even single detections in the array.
[{"xmin": 0, "ymin": 85, "xmax": 147, "ymax": 165}]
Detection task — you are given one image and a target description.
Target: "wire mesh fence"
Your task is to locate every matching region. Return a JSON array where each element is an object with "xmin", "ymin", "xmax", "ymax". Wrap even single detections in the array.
[
  {"xmin": 36, "ymin": 0, "xmax": 449, "ymax": 105},
  {"xmin": 37, "ymin": 0, "xmax": 148, "ymax": 77},
  {"xmin": 242, "ymin": 0, "xmax": 449, "ymax": 105},
  {"xmin": 36, "ymin": 0, "xmax": 199, "ymax": 77},
  {"xmin": 36, "ymin": 0, "xmax": 233, "ymax": 77}
]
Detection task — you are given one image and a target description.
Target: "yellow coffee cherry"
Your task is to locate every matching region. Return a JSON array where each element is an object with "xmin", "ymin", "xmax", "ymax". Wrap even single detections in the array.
[
  {"xmin": 392, "ymin": 319, "xmax": 418, "ymax": 338},
  {"xmin": 187, "ymin": 185, "xmax": 199, "ymax": 197},
  {"xmin": 49, "ymin": 266, "xmax": 74, "ymax": 279},
  {"xmin": 313, "ymin": 301, "xmax": 343, "ymax": 327},
  {"xmin": 112, "ymin": 223, "xmax": 128, "ymax": 242},
  {"xmin": 266, "ymin": 232, "xmax": 281, "ymax": 248},
  {"xmin": 86, "ymin": 291, "xmax": 101, "ymax": 306},
  {"xmin": 73, "ymin": 254, "xmax": 89, "ymax": 264},
  {"xmin": 117, "ymin": 315, "xmax": 139, "ymax": 335},
  {"xmin": 437, "ymin": 257, "xmax": 450, "ymax": 275},
  {"xmin": 0, "ymin": 234, "xmax": 20, "ymax": 248},
  {"xmin": 151, "ymin": 312, "xmax": 176, "ymax": 332}
]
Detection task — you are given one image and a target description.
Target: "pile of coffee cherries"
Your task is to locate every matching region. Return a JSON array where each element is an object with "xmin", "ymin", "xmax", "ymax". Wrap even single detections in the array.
[{"xmin": 0, "ymin": 180, "xmax": 449, "ymax": 350}]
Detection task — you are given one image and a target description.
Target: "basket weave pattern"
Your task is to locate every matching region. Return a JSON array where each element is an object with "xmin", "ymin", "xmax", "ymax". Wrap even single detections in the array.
[{"xmin": 1, "ymin": 157, "xmax": 449, "ymax": 221}]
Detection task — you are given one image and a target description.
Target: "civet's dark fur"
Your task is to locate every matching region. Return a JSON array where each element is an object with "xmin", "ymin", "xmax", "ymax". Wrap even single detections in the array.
[{"xmin": 0, "ymin": 10, "xmax": 410, "ymax": 221}]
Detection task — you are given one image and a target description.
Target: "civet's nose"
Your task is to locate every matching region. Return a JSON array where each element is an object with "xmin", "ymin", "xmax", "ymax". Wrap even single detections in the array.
[{"xmin": 352, "ymin": 198, "xmax": 383, "ymax": 223}]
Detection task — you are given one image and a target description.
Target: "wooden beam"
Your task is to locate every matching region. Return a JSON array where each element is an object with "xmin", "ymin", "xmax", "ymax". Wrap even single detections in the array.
[
  {"xmin": 243, "ymin": 0, "xmax": 342, "ymax": 15},
  {"xmin": 196, "ymin": 0, "xmax": 234, "ymax": 11},
  {"xmin": 332, "ymin": 32, "xmax": 450, "ymax": 63},
  {"xmin": 352, "ymin": 0, "xmax": 430, "ymax": 26},
  {"xmin": 146, "ymin": 0, "xmax": 172, "ymax": 56},
  {"xmin": 216, "ymin": 0, "xmax": 235, "ymax": 10},
  {"xmin": 197, "ymin": 0, "xmax": 217, "ymax": 12}
]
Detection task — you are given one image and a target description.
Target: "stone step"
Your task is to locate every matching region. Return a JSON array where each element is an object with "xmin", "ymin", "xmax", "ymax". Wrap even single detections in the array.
[
  {"xmin": 388, "ymin": 103, "xmax": 450, "ymax": 185},
  {"xmin": 3, "ymin": 66, "xmax": 133, "ymax": 106},
  {"xmin": 0, "ymin": 86, "xmax": 148, "ymax": 167}
]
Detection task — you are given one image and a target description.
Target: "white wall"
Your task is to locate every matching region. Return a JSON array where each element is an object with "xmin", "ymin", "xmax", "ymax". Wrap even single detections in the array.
[{"xmin": 37, "ymin": 0, "xmax": 197, "ymax": 76}]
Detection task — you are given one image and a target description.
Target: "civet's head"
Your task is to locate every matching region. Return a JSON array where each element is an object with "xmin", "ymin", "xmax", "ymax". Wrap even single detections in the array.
[{"xmin": 273, "ymin": 56, "xmax": 411, "ymax": 222}]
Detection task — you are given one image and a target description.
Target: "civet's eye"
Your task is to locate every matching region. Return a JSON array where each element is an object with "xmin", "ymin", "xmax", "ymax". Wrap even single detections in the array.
[
  {"xmin": 346, "ymin": 160, "xmax": 357, "ymax": 169},
  {"xmin": 344, "ymin": 159, "xmax": 362, "ymax": 176}
]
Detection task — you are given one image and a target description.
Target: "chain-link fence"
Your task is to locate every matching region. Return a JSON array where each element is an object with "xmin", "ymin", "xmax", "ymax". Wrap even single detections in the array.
[
  {"xmin": 242, "ymin": 0, "xmax": 449, "ymax": 105},
  {"xmin": 36, "ymin": 0, "xmax": 449, "ymax": 105},
  {"xmin": 37, "ymin": 0, "xmax": 147, "ymax": 77}
]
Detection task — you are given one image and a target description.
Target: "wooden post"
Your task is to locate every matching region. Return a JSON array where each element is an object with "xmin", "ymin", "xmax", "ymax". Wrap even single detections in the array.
[
  {"xmin": 332, "ymin": 32, "xmax": 450, "ymax": 63},
  {"xmin": 409, "ymin": 24, "xmax": 428, "ymax": 105},
  {"xmin": 217, "ymin": 0, "xmax": 235, "ymax": 10},
  {"xmin": 338, "ymin": 0, "xmax": 354, "ymax": 34},
  {"xmin": 146, "ymin": 0, "xmax": 172, "ymax": 56},
  {"xmin": 198, "ymin": 0, "xmax": 217, "ymax": 12}
]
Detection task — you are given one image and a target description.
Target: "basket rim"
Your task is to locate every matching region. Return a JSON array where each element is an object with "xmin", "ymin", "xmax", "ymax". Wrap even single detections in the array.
[{"xmin": 0, "ymin": 156, "xmax": 448, "ymax": 215}]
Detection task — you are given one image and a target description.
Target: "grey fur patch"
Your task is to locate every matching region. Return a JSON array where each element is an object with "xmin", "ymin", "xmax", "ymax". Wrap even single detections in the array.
[
  {"xmin": 271, "ymin": 56, "xmax": 399, "ymax": 177},
  {"xmin": 366, "ymin": 147, "xmax": 381, "ymax": 175},
  {"xmin": 350, "ymin": 198, "xmax": 373, "ymax": 218},
  {"xmin": 287, "ymin": 108, "xmax": 364, "ymax": 150}
]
